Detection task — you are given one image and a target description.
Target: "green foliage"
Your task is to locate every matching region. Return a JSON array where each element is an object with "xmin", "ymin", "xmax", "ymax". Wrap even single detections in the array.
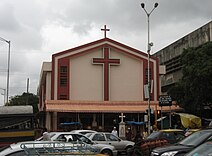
[
  {"xmin": 168, "ymin": 42, "xmax": 212, "ymax": 116},
  {"xmin": 167, "ymin": 82, "xmax": 184, "ymax": 107},
  {"xmin": 6, "ymin": 92, "xmax": 39, "ymax": 114}
]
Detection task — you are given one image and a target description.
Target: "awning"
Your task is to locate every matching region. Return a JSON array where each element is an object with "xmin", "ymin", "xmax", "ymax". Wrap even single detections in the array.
[
  {"xmin": 177, "ymin": 113, "xmax": 201, "ymax": 128},
  {"xmin": 126, "ymin": 121, "xmax": 145, "ymax": 125},
  {"xmin": 60, "ymin": 122, "xmax": 82, "ymax": 126},
  {"xmin": 45, "ymin": 100, "xmax": 183, "ymax": 113},
  {"xmin": 156, "ymin": 116, "xmax": 167, "ymax": 122}
]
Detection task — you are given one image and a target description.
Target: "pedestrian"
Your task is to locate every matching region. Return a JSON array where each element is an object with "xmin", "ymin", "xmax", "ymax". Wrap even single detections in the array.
[
  {"xmin": 43, "ymin": 128, "xmax": 51, "ymax": 141},
  {"xmin": 112, "ymin": 127, "xmax": 118, "ymax": 137},
  {"xmin": 126, "ymin": 127, "xmax": 132, "ymax": 141},
  {"xmin": 152, "ymin": 125, "xmax": 158, "ymax": 132}
]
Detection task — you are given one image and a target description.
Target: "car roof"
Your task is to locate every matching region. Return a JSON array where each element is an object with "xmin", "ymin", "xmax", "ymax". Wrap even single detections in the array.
[
  {"xmin": 92, "ymin": 132, "xmax": 111, "ymax": 133},
  {"xmin": 49, "ymin": 131, "xmax": 76, "ymax": 134},
  {"xmin": 70, "ymin": 130, "xmax": 97, "ymax": 134},
  {"xmin": 48, "ymin": 132, "xmax": 85, "ymax": 137},
  {"xmin": 36, "ymin": 132, "xmax": 87, "ymax": 141},
  {"xmin": 200, "ymin": 128, "xmax": 212, "ymax": 132},
  {"xmin": 71, "ymin": 130, "xmax": 96, "ymax": 132},
  {"xmin": 160, "ymin": 129, "xmax": 184, "ymax": 132},
  {"xmin": 191, "ymin": 128, "xmax": 212, "ymax": 133},
  {"xmin": 188, "ymin": 129, "xmax": 200, "ymax": 132}
]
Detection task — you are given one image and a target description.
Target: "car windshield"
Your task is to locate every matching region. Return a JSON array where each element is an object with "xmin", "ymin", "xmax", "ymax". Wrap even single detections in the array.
[
  {"xmin": 178, "ymin": 131, "xmax": 212, "ymax": 146},
  {"xmin": 186, "ymin": 141, "xmax": 212, "ymax": 156},
  {"xmin": 77, "ymin": 135, "xmax": 92, "ymax": 144},
  {"xmin": 85, "ymin": 133, "xmax": 93, "ymax": 138},
  {"xmin": 147, "ymin": 131, "xmax": 161, "ymax": 139},
  {"xmin": 105, "ymin": 133, "xmax": 120, "ymax": 141}
]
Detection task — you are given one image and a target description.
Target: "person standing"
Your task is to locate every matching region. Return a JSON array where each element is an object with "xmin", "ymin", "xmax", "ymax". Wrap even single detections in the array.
[
  {"xmin": 43, "ymin": 128, "xmax": 51, "ymax": 141},
  {"xmin": 126, "ymin": 127, "xmax": 132, "ymax": 141},
  {"xmin": 112, "ymin": 127, "xmax": 118, "ymax": 137}
]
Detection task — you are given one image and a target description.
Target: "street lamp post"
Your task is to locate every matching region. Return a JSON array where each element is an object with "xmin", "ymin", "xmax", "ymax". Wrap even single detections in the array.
[
  {"xmin": 141, "ymin": 2, "xmax": 158, "ymax": 135},
  {"xmin": 0, "ymin": 37, "xmax": 11, "ymax": 104}
]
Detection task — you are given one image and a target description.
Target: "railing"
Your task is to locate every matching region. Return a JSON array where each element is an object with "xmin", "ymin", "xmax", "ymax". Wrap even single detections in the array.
[{"xmin": 20, "ymin": 141, "xmax": 100, "ymax": 155}]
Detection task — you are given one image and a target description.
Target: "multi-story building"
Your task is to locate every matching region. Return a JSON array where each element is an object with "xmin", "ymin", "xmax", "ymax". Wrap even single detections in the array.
[{"xmin": 153, "ymin": 21, "xmax": 212, "ymax": 93}]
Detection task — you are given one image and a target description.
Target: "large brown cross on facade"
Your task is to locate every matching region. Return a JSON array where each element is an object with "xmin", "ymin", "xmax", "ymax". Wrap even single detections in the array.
[
  {"xmin": 101, "ymin": 25, "xmax": 110, "ymax": 38},
  {"xmin": 93, "ymin": 47, "xmax": 120, "ymax": 101}
]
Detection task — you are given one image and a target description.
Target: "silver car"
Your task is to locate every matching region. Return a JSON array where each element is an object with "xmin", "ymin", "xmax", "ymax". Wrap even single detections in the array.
[
  {"xmin": 85, "ymin": 132, "xmax": 135, "ymax": 154},
  {"xmin": 37, "ymin": 132, "xmax": 117, "ymax": 156}
]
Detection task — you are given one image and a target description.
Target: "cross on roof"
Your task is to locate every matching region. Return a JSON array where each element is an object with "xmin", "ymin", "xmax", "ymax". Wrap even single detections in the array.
[{"xmin": 101, "ymin": 25, "xmax": 110, "ymax": 38}]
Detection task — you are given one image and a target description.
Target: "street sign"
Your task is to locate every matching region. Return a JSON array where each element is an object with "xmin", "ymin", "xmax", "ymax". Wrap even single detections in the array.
[
  {"xmin": 159, "ymin": 95, "xmax": 172, "ymax": 106},
  {"xmin": 144, "ymin": 84, "xmax": 149, "ymax": 99}
]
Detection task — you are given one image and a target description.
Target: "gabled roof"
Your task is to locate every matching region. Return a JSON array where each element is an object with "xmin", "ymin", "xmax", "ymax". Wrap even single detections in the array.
[{"xmin": 52, "ymin": 38, "xmax": 157, "ymax": 61}]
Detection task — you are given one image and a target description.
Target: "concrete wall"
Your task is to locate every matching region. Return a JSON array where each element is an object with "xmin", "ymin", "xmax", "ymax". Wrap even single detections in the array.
[{"xmin": 153, "ymin": 21, "xmax": 212, "ymax": 92}]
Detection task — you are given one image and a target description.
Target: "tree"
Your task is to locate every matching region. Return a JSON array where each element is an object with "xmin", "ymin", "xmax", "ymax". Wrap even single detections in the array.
[
  {"xmin": 168, "ymin": 42, "xmax": 212, "ymax": 117},
  {"xmin": 6, "ymin": 92, "xmax": 39, "ymax": 114}
]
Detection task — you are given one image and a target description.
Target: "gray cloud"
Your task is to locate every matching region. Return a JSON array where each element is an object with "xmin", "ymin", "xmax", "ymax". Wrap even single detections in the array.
[
  {"xmin": 0, "ymin": 3, "xmax": 21, "ymax": 32},
  {"xmin": 0, "ymin": 0, "xmax": 212, "ymax": 105}
]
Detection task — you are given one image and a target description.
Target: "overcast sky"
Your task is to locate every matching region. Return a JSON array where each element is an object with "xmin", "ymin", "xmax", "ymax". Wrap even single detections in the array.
[{"xmin": 0, "ymin": 0, "xmax": 212, "ymax": 105}]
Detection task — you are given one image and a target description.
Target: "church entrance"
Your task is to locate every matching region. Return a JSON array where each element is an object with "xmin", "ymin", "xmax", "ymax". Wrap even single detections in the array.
[{"xmin": 57, "ymin": 112, "xmax": 144, "ymax": 132}]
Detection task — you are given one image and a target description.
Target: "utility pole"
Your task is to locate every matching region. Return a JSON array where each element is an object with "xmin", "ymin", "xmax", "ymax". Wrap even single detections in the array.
[
  {"xmin": 27, "ymin": 78, "xmax": 29, "ymax": 93},
  {"xmin": 140, "ymin": 2, "xmax": 158, "ymax": 135},
  {"xmin": 0, "ymin": 37, "xmax": 11, "ymax": 104}
]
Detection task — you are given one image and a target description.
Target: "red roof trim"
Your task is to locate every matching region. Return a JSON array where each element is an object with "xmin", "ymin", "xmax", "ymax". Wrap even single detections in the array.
[{"xmin": 52, "ymin": 38, "xmax": 157, "ymax": 61}]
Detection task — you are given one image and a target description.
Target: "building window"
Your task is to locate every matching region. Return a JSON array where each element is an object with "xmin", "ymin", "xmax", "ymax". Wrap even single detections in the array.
[
  {"xmin": 59, "ymin": 94, "xmax": 68, "ymax": 100},
  {"xmin": 164, "ymin": 55, "xmax": 182, "ymax": 74},
  {"xmin": 60, "ymin": 66, "xmax": 67, "ymax": 73},
  {"xmin": 60, "ymin": 77, "xmax": 67, "ymax": 86},
  {"xmin": 60, "ymin": 66, "xmax": 68, "ymax": 86}
]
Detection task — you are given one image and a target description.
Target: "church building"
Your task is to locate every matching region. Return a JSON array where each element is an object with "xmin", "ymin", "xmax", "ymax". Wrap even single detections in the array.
[{"xmin": 38, "ymin": 26, "xmax": 181, "ymax": 132}]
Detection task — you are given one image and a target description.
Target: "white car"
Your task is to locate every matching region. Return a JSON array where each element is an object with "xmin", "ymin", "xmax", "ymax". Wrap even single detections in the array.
[
  {"xmin": 0, "ymin": 141, "xmax": 100, "ymax": 156},
  {"xmin": 85, "ymin": 132, "xmax": 135, "ymax": 154},
  {"xmin": 70, "ymin": 129, "xmax": 97, "ymax": 135},
  {"xmin": 37, "ymin": 132, "xmax": 117, "ymax": 156}
]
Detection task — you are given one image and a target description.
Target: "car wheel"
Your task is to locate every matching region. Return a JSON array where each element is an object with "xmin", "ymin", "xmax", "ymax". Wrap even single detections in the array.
[
  {"xmin": 101, "ymin": 149, "xmax": 113, "ymax": 156},
  {"xmin": 125, "ymin": 146, "xmax": 133, "ymax": 152}
]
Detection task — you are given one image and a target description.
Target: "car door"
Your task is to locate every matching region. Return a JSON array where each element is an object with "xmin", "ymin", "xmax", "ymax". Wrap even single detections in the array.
[{"xmin": 105, "ymin": 133, "xmax": 123, "ymax": 151}]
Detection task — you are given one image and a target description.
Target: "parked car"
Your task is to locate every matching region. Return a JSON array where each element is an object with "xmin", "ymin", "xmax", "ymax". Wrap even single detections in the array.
[
  {"xmin": 85, "ymin": 132, "xmax": 135, "ymax": 154},
  {"xmin": 151, "ymin": 129, "xmax": 212, "ymax": 156},
  {"xmin": 185, "ymin": 140, "xmax": 212, "ymax": 156},
  {"xmin": 147, "ymin": 129, "xmax": 185, "ymax": 144},
  {"xmin": 70, "ymin": 129, "xmax": 97, "ymax": 135},
  {"xmin": 128, "ymin": 129, "xmax": 185, "ymax": 156},
  {"xmin": 37, "ymin": 132, "xmax": 117, "ymax": 156},
  {"xmin": 0, "ymin": 141, "xmax": 104, "ymax": 156}
]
